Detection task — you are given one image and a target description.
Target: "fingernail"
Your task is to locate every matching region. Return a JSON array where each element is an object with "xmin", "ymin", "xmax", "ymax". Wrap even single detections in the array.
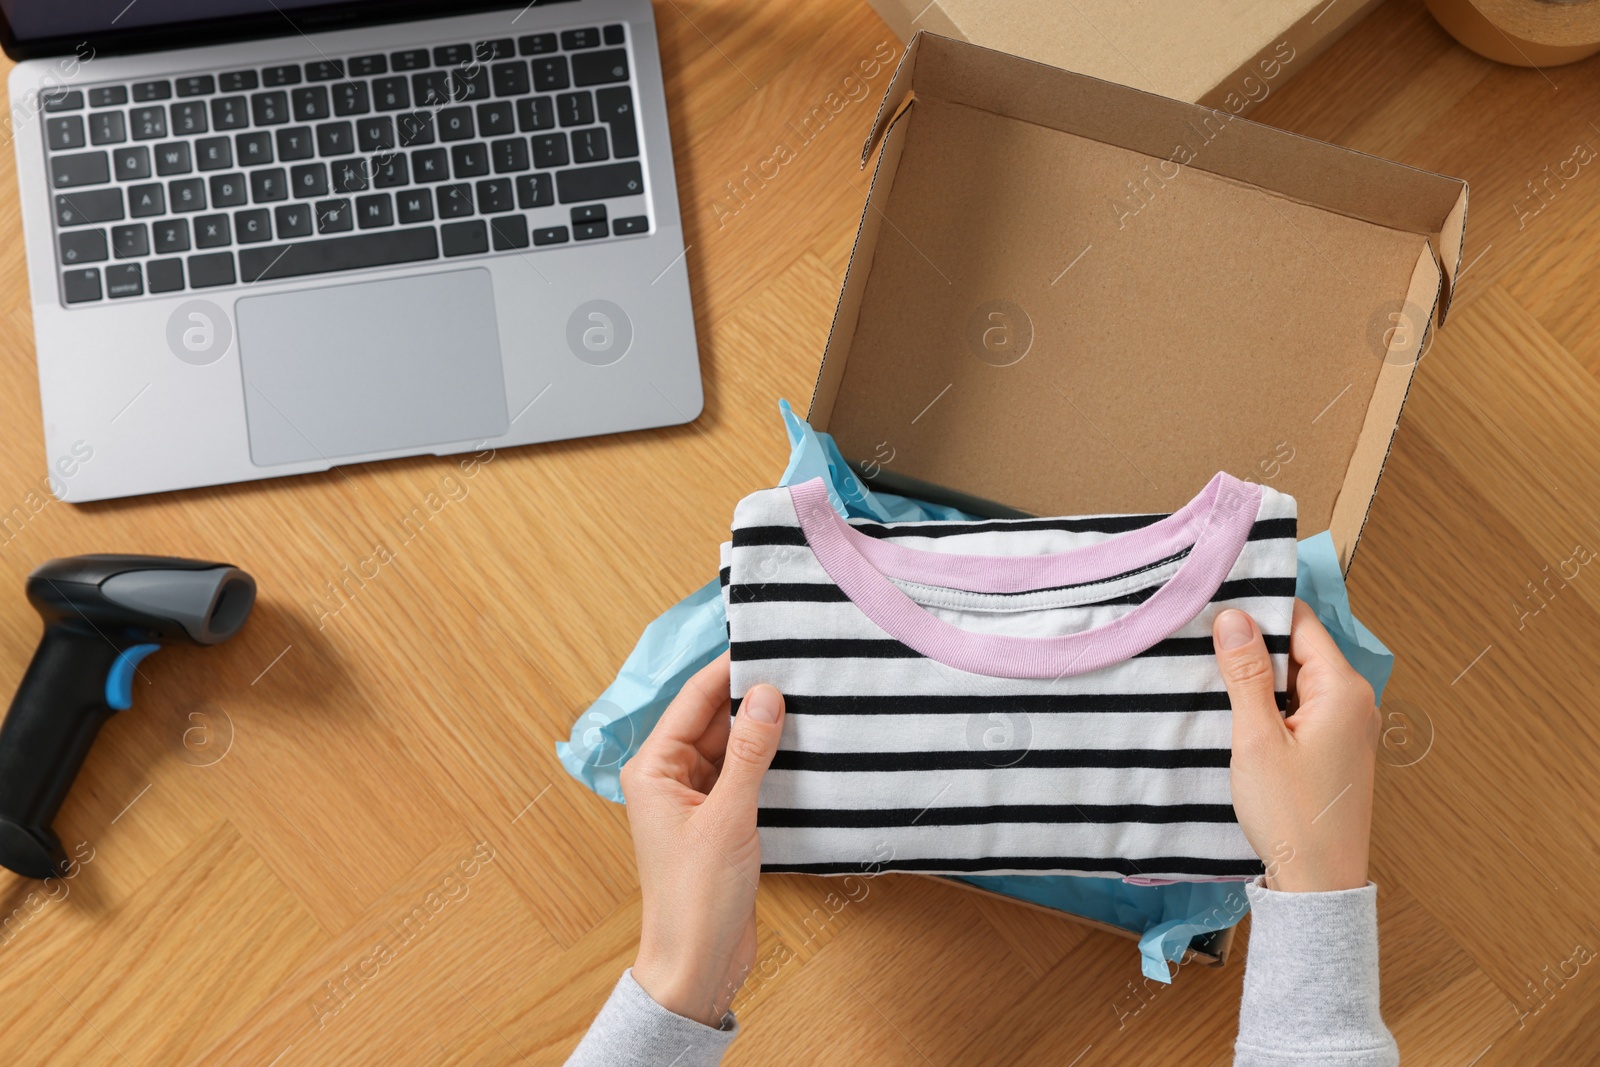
[
  {"xmin": 744, "ymin": 685, "xmax": 782, "ymax": 724},
  {"xmin": 1216, "ymin": 610, "xmax": 1255, "ymax": 651}
]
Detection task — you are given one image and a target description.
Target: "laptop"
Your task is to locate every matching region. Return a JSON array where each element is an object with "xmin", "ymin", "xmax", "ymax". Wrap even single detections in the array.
[{"xmin": 2, "ymin": 0, "xmax": 702, "ymax": 502}]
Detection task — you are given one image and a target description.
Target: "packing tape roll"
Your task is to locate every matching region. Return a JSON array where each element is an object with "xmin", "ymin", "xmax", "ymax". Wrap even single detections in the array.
[{"xmin": 1424, "ymin": 0, "xmax": 1600, "ymax": 65}]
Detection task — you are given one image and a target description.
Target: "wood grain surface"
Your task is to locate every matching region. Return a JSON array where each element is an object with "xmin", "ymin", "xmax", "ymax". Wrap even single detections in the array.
[{"xmin": 0, "ymin": 1, "xmax": 1593, "ymax": 1063}]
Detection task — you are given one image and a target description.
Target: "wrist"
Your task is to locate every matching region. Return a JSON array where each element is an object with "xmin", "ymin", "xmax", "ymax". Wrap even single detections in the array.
[
  {"xmin": 1256, "ymin": 833, "xmax": 1369, "ymax": 893},
  {"xmin": 1264, "ymin": 865, "xmax": 1369, "ymax": 893},
  {"xmin": 633, "ymin": 948, "xmax": 728, "ymax": 1027}
]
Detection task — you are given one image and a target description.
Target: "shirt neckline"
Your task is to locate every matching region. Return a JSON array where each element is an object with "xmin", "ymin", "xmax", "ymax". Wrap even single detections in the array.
[{"xmin": 786, "ymin": 472, "xmax": 1264, "ymax": 679}]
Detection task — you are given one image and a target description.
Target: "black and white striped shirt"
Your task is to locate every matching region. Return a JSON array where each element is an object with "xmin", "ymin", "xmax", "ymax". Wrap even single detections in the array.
[{"xmin": 720, "ymin": 472, "xmax": 1296, "ymax": 881}]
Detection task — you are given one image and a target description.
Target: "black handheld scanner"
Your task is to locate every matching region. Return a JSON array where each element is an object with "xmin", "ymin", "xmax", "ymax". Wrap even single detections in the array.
[{"xmin": 0, "ymin": 555, "xmax": 255, "ymax": 879}]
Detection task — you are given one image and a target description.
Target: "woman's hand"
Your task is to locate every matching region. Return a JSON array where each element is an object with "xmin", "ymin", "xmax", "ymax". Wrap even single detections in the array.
[
  {"xmin": 1213, "ymin": 599, "xmax": 1380, "ymax": 893},
  {"xmin": 620, "ymin": 652, "xmax": 786, "ymax": 1026}
]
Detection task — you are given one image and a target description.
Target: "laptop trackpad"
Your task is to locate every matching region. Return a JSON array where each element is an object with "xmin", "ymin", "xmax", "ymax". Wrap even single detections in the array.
[{"xmin": 236, "ymin": 269, "xmax": 509, "ymax": 467}]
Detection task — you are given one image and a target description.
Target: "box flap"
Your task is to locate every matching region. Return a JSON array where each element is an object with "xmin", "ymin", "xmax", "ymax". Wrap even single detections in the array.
[{"xmin": 862, "ymin": 30, "xmax": 924, "ymax": 167}]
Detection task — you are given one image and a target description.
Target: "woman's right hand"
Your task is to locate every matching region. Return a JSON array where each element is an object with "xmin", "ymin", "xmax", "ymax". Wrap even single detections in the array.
[{"xmin": 1213, "ymin": 599, "xmax": 1380, "ymax": 893}]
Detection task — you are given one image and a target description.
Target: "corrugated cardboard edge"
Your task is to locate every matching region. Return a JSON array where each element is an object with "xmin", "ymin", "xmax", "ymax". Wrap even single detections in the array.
[
  {"xmin": 938, "ymin": 876, "xmax": 1236, "ymax": 967},
  {"xmin": 859, "ymin": 30, "xmax": 925, "ymax": 169},
  {"xmin": 1330, "ymin": 242, "xmax": 1445, "ymax": 571},
  {"xmin": 1438, "ymin": 185, "xmax": 1469, "ymax": 326},
  {"xmin": 858, "ymin": 33, "xmax": 1468, "ymax": 324}
]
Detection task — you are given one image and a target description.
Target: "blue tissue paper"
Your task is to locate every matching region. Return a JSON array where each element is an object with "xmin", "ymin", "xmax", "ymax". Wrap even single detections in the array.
[{"xmin": 559, "ymin": 400, "xmax": 1395, "ymax": 983}]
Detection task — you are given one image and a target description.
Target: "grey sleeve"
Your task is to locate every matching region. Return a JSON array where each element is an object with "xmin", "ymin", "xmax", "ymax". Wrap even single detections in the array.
[
  {"xmin": 565, "ymin": 969, "xmax": 738, "ymax": 1067},
  {"xmin": 1234, "ymin": 880, "xmax": 1399, "ymax": 1067}
]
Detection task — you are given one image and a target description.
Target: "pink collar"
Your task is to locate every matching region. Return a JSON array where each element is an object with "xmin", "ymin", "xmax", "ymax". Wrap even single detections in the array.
[{"xmin": 787, "ymin": 472, "xmax": 1263, "ymax": 679}]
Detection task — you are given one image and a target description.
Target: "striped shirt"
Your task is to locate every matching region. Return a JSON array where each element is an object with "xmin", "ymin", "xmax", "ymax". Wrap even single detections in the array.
[{"xmin": 720, "ymin": 472, "xmax": 1297, "ymax": 881}]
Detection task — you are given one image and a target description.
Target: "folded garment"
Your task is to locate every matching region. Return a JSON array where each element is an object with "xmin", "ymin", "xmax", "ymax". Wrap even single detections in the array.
[{"xmin": 720, "ymin": 471, "xmax": 1297, "ymax": 881}]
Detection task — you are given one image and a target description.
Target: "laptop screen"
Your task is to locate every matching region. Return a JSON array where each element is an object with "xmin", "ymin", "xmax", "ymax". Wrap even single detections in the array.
[
  {"xmin": 1, "ymin": 0, "xmax": 382, "ymax": 40},
  {"xmin": 0, "ymin": 0, "xmax": 526, "ymax": 59}
]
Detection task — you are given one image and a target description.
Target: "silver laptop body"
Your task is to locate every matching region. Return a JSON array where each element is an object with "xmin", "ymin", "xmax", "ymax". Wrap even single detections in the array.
[{"xmin": 8, "ymin": 0, "xmax": 701, "ymax": 502}]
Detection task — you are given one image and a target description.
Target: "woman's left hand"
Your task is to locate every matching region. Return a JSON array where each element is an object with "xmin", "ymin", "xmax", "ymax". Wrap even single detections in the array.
[{"xmin": 620, "ymin": 652, "xmax": 786, "ymax": 1026}]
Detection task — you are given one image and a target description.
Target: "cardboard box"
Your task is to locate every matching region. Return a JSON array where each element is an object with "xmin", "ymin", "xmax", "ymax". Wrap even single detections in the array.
[
  {"xmin": 865, "ymin": 0, "xmax": 1387, "ymax": 114},
  {"xmin": 808, "ymin": 32, "xmax": 1468, "ymax": 961}
]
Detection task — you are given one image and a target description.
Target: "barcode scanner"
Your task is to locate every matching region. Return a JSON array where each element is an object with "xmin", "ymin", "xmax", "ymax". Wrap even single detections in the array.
[{"xmin": 0, "ymin": 555, "xmax": 256, "ymax": 880}]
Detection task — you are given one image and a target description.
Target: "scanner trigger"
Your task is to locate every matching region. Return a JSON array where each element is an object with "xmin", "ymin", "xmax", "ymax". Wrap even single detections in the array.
[{"xmin": 105, "ymin": 643, "xmax": 161, "ymax": 711}]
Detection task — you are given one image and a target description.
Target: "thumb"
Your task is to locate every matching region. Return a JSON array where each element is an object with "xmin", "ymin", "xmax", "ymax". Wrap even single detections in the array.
[
  {"xmin": 709, "ymin": 684, "xmax": 785, "ymax": 816},
  {"xmin": 1213, "ymin": 610, "xmax": 1285, "ymax": 748}
]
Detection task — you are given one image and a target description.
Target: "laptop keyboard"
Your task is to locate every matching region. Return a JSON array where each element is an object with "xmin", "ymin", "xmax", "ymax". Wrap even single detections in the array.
[{"xmin": 41, "ymin": 22, "xmax": 650, "ymax": 306}]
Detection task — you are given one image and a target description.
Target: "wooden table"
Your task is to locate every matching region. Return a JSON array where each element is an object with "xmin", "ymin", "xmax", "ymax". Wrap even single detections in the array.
[{"xmin": 0, "ymin": 1, "xmax": 1595, "ymax": 1062}]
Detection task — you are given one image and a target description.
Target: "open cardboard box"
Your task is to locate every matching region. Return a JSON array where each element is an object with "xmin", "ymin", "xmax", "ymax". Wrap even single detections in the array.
[{"xmin": 807, "ymin": 32, "xmax": 1468, "ymax": 964}]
